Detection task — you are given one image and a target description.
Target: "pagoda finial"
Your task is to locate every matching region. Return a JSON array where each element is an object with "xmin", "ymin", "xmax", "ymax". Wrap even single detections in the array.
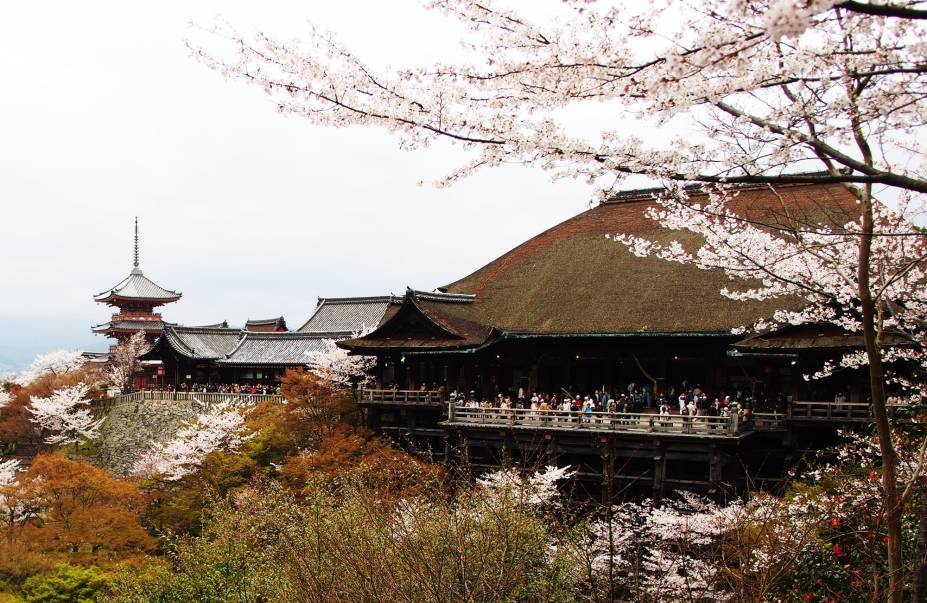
[{"xmin": 133, "ymin": 217, "xmax": 140, "ymax": 271}]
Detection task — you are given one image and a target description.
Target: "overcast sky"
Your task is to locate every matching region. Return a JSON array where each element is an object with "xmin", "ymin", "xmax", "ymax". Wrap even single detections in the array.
[{"xmin": 0, "ymin": 1, "xmax": 603, "ymax": 372}]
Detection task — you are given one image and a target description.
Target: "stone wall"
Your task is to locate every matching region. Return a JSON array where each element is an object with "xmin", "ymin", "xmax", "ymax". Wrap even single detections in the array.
[{"xmin": 95, "ymin": 398, "xmax": 202, "ymax": 475}]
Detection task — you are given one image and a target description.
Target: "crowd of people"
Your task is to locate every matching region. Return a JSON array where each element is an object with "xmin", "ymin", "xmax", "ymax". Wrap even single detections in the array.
[
  {"xmin": 444, "ymin": 381, "xmax": 788, "ymax": 422},
  {"xmin": 148, "ymin": 382, "xmax": 282, "ymax": 396}
]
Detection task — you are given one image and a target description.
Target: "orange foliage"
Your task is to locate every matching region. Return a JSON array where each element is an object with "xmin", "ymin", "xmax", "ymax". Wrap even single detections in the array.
[
  {"xmin": 2, "ymin": 454, "xmax": 152, "ymax": 556},
  {"xmin": 0, "ymin": 366, "xmax": 104, "ymax": 449},
  {"xmin": 280, "ymin": 426, "xmax": 442, "ymax": 497},
  {"xmin": 280, "ymin": 369, "xmax": 359, "ymax": 444}
]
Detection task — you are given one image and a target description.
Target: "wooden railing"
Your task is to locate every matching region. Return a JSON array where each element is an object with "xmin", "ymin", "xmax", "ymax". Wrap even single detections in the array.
[
  {"xmin": 446, "ymin": 405, "xmax": 745, "ymax": 437},
  {"xmin": 788, "ymin": 400, "xmax": 906, "ymax": 422},
  {"xmin": 752, "ymin": 412, "xmax": 787, "ymax": 431},
  {"xmin": 357, "ymin": 389, "xmax": 444, "ymax": 405},
  {"xmin": 111, "ymin": 390, "xmax": 285, "ymax": 405}
]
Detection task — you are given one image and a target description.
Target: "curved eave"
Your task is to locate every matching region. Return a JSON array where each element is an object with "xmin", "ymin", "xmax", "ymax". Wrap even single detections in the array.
[
  {"xmin": 92, "ymin": 324, "xmax": 164, "ymax": 333},
  {"xmin": 93, "ymin": 292, "xmax": 182, "ymax": 305},
  {"xmin": 351, "ymin": 330, "xmax": 737, "ymax": 356},
  {"xmin": 215, "ymin": 360, "xmax": 310, "ymax": 367},
  {"xmin": 337, "ymin": 340, "xmax": 481, "ymax": 354}
]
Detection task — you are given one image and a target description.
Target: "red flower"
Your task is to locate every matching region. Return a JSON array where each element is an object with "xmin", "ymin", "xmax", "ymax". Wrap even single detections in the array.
[
  {"xmin": 803, "ymin": 594, "xmax": 813, "ymax": 602},
  {"xmin": 883, "ymin": 535, "xmax": 890, "ymax": 544},
  {"xmin": 869, "ymin": 470, "xmax": 880, "ymax": 481},
  {"xmin": 830, "ymin": 517, "xmax": 840, "ymax": 528},
  {"xmin": 833, "ymin": 543, "xmax": 845, "ymax": 556},
  {"xmin": 817, "ymin": 578, "xmax": 825, "ymax": 586}
]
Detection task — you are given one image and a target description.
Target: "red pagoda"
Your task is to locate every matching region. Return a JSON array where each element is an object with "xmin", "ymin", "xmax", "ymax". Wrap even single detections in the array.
[{"xmin": 92, "ymin": 218, "xmax": 181, "ymax": 348}]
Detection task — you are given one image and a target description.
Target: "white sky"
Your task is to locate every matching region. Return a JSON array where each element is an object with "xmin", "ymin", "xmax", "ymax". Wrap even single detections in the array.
[{"xmin": 0, "ymin": 1, "xmax": 599, "ymax": 372}]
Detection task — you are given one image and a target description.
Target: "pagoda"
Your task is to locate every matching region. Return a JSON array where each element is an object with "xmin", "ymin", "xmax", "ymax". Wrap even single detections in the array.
[{"xmin": 92, "ymin": 218, "xmax": 181, "ymax": 348}]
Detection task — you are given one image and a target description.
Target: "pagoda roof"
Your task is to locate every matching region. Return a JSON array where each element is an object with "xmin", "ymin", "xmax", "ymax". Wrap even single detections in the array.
[
  {"xmin": 92, "ymin": 318, "xmax": 166, "ymax": 333},
  {"xmin": 297, "ymin": 296, "xmax": 398, "ymax": 336},
  {"xmin": 94, "ymin": 268, "xmax": 181, "ymax": 305}
]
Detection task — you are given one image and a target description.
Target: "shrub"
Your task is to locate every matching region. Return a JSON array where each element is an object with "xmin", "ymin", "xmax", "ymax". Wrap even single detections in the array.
[{"xmin": 21, "ymin": 564, "xmax": 111, "ymax": 603}]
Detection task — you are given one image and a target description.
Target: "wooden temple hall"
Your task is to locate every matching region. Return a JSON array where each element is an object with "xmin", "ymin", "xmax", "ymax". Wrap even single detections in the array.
[
  {"xmin": 93, "ymin": 185, "xmax": 898, "ymax": 495},
  {"xmin": 334, "ymin": 182, "xmax": 892, "ymax": 497}
]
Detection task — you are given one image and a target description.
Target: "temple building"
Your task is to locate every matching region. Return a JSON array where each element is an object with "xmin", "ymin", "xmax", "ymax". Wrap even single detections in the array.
[
  {"xmin": 92, "ymin": 218, "xmax": 181, "ymax": 347},
  {"xmin": 340, "ymin": 181, "xmax": 868, "ymax": 404},
  {"xmin": 138, "ymin": 297, "xmax": 395, "ymax": 386},
  {"xmin": 107, "ymin": 182, "xmax": 914, "ymax": 495},
  {"xmin": 328, "ymin": 181, "xmax": 896, "ymax": 496},
  {"xmin": 244, "ymin": 317, "xmax": 288, "ymax": 332}
]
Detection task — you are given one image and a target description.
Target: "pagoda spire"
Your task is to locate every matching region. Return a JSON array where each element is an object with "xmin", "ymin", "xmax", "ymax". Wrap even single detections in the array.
[{"xmin": 133, "ymin": 217, "xmax": 140, "ymax": 272}]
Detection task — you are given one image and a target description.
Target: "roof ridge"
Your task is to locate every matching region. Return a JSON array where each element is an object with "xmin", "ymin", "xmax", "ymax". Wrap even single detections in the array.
[
  {"xmin": 171, "ymin": 325, "xmax": 240, "ymax": 334},
  {"xmin": 317, "ymin": 295, "xmax": 401, "ymax": 304},
  {"xmin": 244, "ymin": 331, "xmax": 329, "ymax": 339},
  {"xmin": 600, "ymin": 172, "xmax": 846, "ymax": 205},
  {"xmin": 409, "ymin": 288, "xmax": 475, "ymax": 303},
  {"xmin": 225, "ymin": 333, "xmax": 249, "ymax": 358}
]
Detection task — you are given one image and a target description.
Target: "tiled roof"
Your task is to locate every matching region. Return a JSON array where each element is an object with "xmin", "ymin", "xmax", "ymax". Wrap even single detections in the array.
[
  {"xmin": 143, "ymin": 325, "xmax": 340, "ymax": 366},
  {"xmin": 94, "ymin": 268, "xmax": 181, "ymax": 304},
  {"xmin": 297, "ymin": 296, "xmax": 398, "ymax": 335},
  {"xmin": 80, "ymin": 351, "xmax": 111, "ymax": 363},
  {"xmin": 222, "ymin": 332, "xmax": 331, "ymax": 365},
  {"xmin": 734, "ymin": 324, "xmax": 914, "ymax": 350},
  {"xmin": 187, "ymin": 320, "xmax": 229, "ymax": 329},
  {"xmin": 340, "ymin": 290, "xmax": 494, "ymax": 351},
  {"xmin": 92, "ymin": 319, "xmax": 166, "ymax": 333},
  {"xmin": 162, "ymin": 326, "xmax": 243, "ymax": 360},
  {"xmin": 245, "ymin": 316, "xmax": 287, "ymax": 332}
]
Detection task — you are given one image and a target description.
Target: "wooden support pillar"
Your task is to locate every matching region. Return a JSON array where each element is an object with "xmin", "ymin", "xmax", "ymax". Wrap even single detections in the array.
[
  {"xmin": 600, "ymin": 437, "xmax": 615, "ymax": 507},
  {"xmin": 460, "ymin": 432, "xmax": 470, "ymax": 469},
  {"xmin": 653, "ymin": 441, "xmax": 667, "ymax": 502},
  {"xmin": 500, "ymin": 431, "xmax": 513, "ymax": 467},
  {"xmin": 545, "ymin": 434, "xmax": 559, "ymax": 467},
  {"xmin": 708, "ymin": 444, "xmax": 723, "ymax": 495},
  {"xmin": 368, "ymin": 407, "xmax": 382, "ymax": 431}
]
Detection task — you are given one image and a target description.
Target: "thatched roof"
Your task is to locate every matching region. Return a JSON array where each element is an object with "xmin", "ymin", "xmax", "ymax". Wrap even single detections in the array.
[{"xmin": 439, "ymin": 182, "xmax": 858, "ymax": 335}]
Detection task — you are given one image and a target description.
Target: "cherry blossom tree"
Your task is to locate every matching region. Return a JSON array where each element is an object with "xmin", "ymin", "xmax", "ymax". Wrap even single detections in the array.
[
  {"xmin": 477, "ymin": 464, "xmax": 576, "ymax": 507},
  {"xmin": 305, "ymin": 337, "xmax": 376, "ymax": 390},
  {"xmin": 0, "ymin": 459, "xmax": 23, "ymax": 533},
  {"xmin": 27, "ymin": 383, "xmax": 102, "ymax": 450},
  {"xmin": 106, "ymin": 330, "xmax": 148, "ymax": 395},
  {"xmin": 132, "ymin": 400, "xmax": 252, "ymax": 481},
  {"xmin": 196, "ymin": 3, "xmax": 927, "ymax": 596},
  {"xmin": 15, "ymin": 350, "xmax": 84, "ymax": 387}
]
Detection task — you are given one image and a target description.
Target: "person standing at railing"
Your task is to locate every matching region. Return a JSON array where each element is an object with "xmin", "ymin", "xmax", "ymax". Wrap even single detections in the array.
[
  {"xmin": 560, "ymin": 397, "xmax": 571, "ymax": 424},
  {"xmin": 706, "ymin": 399, "xmax": 720, "ymax": 431},
  {"xmin": 582, "ymin": 398, "xmax": 594, "ymax": 424}
]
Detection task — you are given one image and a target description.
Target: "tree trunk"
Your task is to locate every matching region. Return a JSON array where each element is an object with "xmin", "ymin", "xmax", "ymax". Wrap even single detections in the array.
[
  {"xmin": 857, "ymin": 188, "xmax": 904, "ymax": 602},
  {"xmin": 912, "ymin": 482, "xmax": 927, "ymax": 603}
]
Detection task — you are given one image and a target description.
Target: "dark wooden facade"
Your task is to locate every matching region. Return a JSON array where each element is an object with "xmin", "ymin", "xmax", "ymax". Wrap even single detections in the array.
[{"xmin": 338, "ymin": 182, "xmax": 880, "ymax": 496}]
